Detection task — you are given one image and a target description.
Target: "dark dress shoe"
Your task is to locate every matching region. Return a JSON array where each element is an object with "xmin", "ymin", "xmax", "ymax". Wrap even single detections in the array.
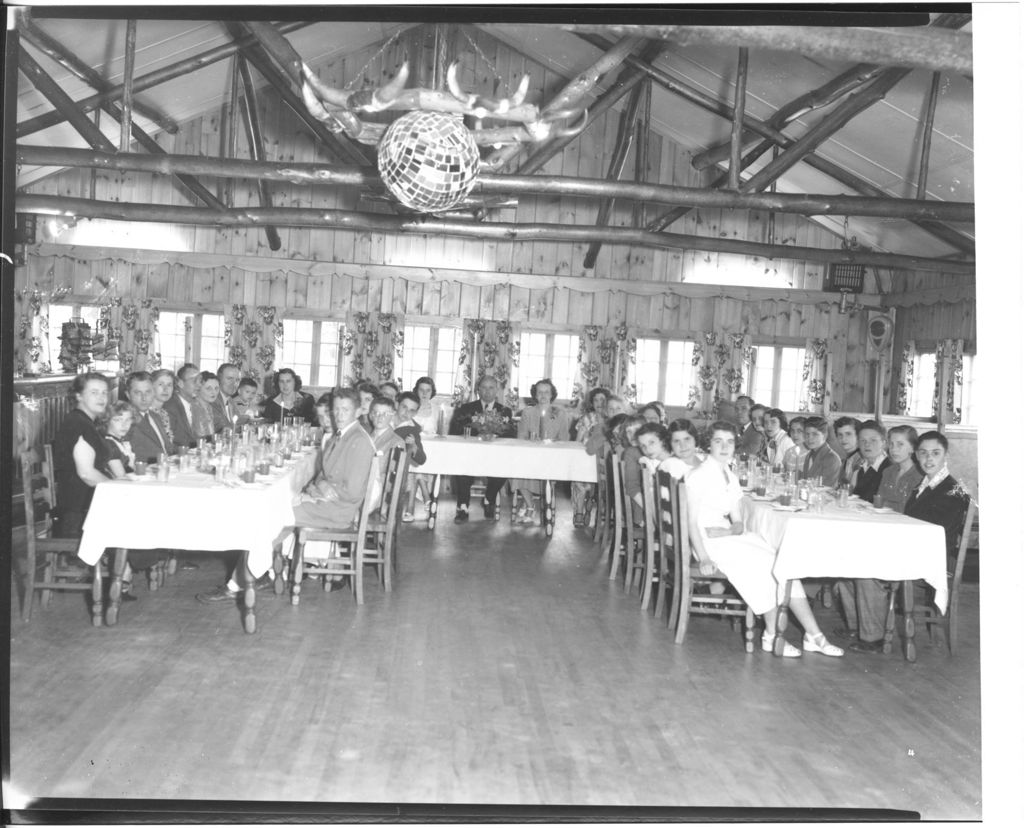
[
  {"xmin": 179, "ymin": 560, "xmax": 200, "ymax": 571},
  {"xmin": 119, "ymin": 591, "xmax": 138, "ymax": 603},
  {"xmin": 454, "ymin": 508, "xmax": 469, "ymax": 524},
  {"xmin": 195, "ymin": 584, "xmax": 241, "ymax": 605},
  {"xmin": 849, "ymin": 638, "xmax": 885, "ymax": 654},
  {"xmin": 832, "ymin": 626, "xmax": 858, "ymax": 641},
  {"xmin": 482, "ymin": 501, "xmax": 495, "ymax": 520},
  {"xmin": 573, "ymin": 513, "xmax": 586, "ymax": 528}
]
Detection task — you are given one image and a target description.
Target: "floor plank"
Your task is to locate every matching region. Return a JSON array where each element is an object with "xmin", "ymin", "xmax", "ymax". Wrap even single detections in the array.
[{"xmin": 8, "ymin": 496, "xmax": 982, "ymax": 818}]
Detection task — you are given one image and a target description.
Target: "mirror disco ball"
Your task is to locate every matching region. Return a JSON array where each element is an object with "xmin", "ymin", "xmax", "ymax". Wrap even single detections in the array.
[{"xmin": 377, "ymin": 111, "xmax": 481, "ymax": 213}]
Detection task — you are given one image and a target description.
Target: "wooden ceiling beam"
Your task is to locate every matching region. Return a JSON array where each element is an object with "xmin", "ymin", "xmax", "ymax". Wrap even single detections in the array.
[
  {"xmin": 17, "ymin": 193, "xmax": 975, "ymax": 275},
  {"xmin": 238, "ymin": 57, "xmax": 282, "ymax": 251},
  {"xmin": 727, "ymin": 47, "xmax": 749, "ymax": 191},
  {"xmin": 16, "ymin": 145, "xmax": 975, "ymax": 225},
  {"xmin": 564, "ymin": 23, "xmax": 973, "ymax": 75}
]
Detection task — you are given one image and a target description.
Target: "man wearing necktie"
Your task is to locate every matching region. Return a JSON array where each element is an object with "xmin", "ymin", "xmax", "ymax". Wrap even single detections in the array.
[
  {"xmin": 212, "ymin": 362, "xmax": 241, "ymax": 433},
  {"xmin": 126, "ymin": 371, "xmax": 169, "ymax": 464}
]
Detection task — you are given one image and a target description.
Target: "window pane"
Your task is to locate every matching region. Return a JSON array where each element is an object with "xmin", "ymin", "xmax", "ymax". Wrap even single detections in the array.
[
  {"xmin": 157, "ymin": 311, "xmax": 192, "ymax": 373},
  {"xmin": 400, "ymin": 324, "xmax": 433, "ymax": 392},
  {"xmin": 912, "ymin": 353, "xmax": 937, "ymax": 417},
  {"xmin": 663, "ymin": 340, "xmax": 694, "ymax": 406},
  {"xmin": 434, "ymin": 327, "xmax": 461, "ymax": 396},
  {"xmin": 634, "ymin": 338, "xmax": 662, "ymax": 404},
  {"xmin": 280, "ymin": 319, "xmax": 313, "ymax": 385},
  {"xmin": 961, "ymin": 353, "xmax": 976, "ymax": 425},
  {"xmin": 519, "ymin": 332, "xmax": 547, "ymax": 387},
  {"xmin": 199, "ymin": 314, "xmax": 226, "ymax": 372},
  {"xmin": 315, "ymin": 322, "xmax": 342, "ymax": 387},
  {"xmin": 777, "ymin": 347, "xmax": 805, "ymax": 411},
  {"xmin": 550, "ymin": 334, "xmax": 579, "ymax": 402},
  {"xmin": 751, "ymin": 345, "xmax": 776, "ymax": 404}
]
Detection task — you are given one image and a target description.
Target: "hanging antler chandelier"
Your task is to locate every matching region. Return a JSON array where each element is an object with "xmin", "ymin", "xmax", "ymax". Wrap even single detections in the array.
[{"xmin": 300, "ymin": 60, "xmax": 587, "ymax": 213}]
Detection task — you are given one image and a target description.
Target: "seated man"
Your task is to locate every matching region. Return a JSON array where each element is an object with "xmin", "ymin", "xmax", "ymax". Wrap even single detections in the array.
[
  {"xmin": 126, "ymin": 371, "xmax": 172, "ymax": 464},
  {"xmin": 798, "ymin": 416, "xmax": 842, "ymax": 487},
  {"xmin": 838, "ymin": 431, "xmax": 970, "ymax": 653},
  {"xmin": 195, "ymin": 388, "xmax": 376, "ymax": 604},
  {"xmin": 834, "ymin": 416, "xmax": 862, "ymax": 486},
  {"xmin": 449, "ymin": 374, "xmax": 514, "ymax": 523},
  {"xmin": 849, "ymin": 419, "xmax": 891, "ymax": 501}
]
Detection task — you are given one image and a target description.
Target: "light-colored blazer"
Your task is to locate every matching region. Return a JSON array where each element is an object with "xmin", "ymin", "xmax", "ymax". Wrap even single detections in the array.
[
  {"xmin": 293, "ymin": 422, "xmax": 377, "ymax": 529},
  {"xmin": 517, "ymin": 404, "xmax": 571, "ymax": 442}
]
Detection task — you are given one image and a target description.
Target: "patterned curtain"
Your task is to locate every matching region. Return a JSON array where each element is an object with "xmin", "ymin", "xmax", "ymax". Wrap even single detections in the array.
[
  {"xmin": 224, "ymin": 304, "xmax": 283, "ymax": 382},
  {"xmin": 800, "ymin": 337, "xmax": 831, "ymax": 414},
  {"xmin": 573, "ymin": 323, "xmax": 637, "ymax": 404},
  {"xmin": 934, "ymin": 338, "xmax": 964, "ymax": 425},
  {"xmin": 455, "ymin": 319, "xmax": 522, "ymax": 408},
  {"xmin": 15, "ymin": 289, "xmax": 52, "ymax": 375},
  {"xmin": 112, "ymin": 298, "xmax": 161, "ymax": 373},
  {"xmin": 341, "ymin": 311, "xmax": 404, "ymax": 386},
  {"xmin": 691, "ymin": 331, "xmax": 753, "ymax": 413},
  {"xmin": 895, "ymin": 339, "xmax": 917, "ymax": 416}
]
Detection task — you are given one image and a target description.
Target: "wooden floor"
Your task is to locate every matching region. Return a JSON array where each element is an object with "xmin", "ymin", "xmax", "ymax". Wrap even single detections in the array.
[{"xmin": 8, "ymin": 495, "xmax": 982, "ymax": 819}]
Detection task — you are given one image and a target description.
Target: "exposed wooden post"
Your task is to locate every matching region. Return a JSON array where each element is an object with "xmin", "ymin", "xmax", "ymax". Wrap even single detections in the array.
[
  {"xmin": 564, "ymin": 23, "xmax": 973, "ymax": 75},
  {"xmin": 119, "ymin": 20, "xmax": 137, "ymax": 153},
  {"xmin": 16, "ymin": 193, "xmax": 976, "ymax": 274},
  {"xmin": 238, "ymin": 57, "xmax": 282, "ymax": 251},
  {"xmin": 484, "ymin": 35, "xmax": 645, "ymax": 171},
  {"xmin": 218, "ymin": 54, "xmax": 241, "ymax": 207},
  {"xmin": 632, "ymin": 78, "xmax": 651, "ymax": 229},
  {"xmin": 693, "ymin": 62, "xmax": 884, "ymax": 171},
  {"xmin": 582, "ymin": 80, "xmax": 645, "ymax": 269},
  {"xmin": 16, "ymin": 21, "xmax": 313, "ymax": 138},
  {"xmin": 917, "ymin": 72, "xmax": 942, "ymax": 199},
  {"xmin": 236, "ymin": 20, "xmax": 305, "ymax": 87},
  {"xmin": 728, "ymin": 48, "xmax": 749, "ymax": 191},
  {"xmin": 16, "ymin": 145, "xmax": 977, "ymax": 224},
  {"xmin": 20, "ymin": 18, "xmax": 177, "ymax": 134},
  {"xmin": 741, "ymin": 67, "xmax": 912, "ymax": 194}
]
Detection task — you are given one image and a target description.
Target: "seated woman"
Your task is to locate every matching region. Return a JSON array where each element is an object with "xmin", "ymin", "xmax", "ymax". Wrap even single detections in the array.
[
  {"xmin": 798, "ymin": 416, "xmax": 842, "ymax": 488},
  {"xmin": 405, "ymin": 376, "xmax": 441, "ymax": 521},
  {"xmin": 635, "ymin": 422, "xmax": 687, "ymax": 490},
  {"xmin": 783, "ymin": 416, "xmax": 807, "ymax": 473},
  {"xmin": 584, "ymin": 395, "xmax": 627, "ymax": 457},
  {"xmin": 662, "ymin": 418, "xmax": 705, "ymax": 481},
  {"xmin": 150, "ymin": 368, "xmax": 183, "ymax": 450},
  {"xmin": 763, "ymin": 408, "xmax": 795, "ymax": 468},
  {"xmin": 513, "ymin": 379, "xmax": 571, "ymax": 524},
  {"xmin": 262, "ymin": 368, "xmax": 316, "ymax": 425},
  {"xmin": 314, "ymin": 392, "xmax": 333, "ymax": 448},
  {"xmin": 379, "ymin": 381, "xmax": 400, "ymax": 401},
  {"xmin": 191, "ymin": 371, "xmax": 220, "ymax": 443},
  {"xmin": 571, "ymin": 387, "xmax": 610, "ymax": 528},
  {"xmin": 638, "ymin": 402, "xmax": 665, "ymax": 425},
  {"xmin": 876, "ymin": 425, "xmax": 924, "ymax": 511},
  {"xmin": 393, "ymin": 391, "xmax": 428, "ymax": 522},
  {"xmin": 840, "ymin": 430, "xmax": 970, "ymax": 654},
  {"xmin": 685, "ymin": 421, "xmax": 844, "ymax": 658},
  {"xmin": 615, "ymin": 413, "xmax": 647, "ymax": 524},
  {"xmin": 355, "ymin": 380, "xmax": 379, "ymax": 432}
]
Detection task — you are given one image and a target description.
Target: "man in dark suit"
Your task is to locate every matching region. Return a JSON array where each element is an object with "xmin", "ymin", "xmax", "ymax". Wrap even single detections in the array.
[
  {"xmin": 841, "ymin": 431, "xmax": 970, "ymax": 654},
  {"xmin": 162, "ymin": 363, "xmax": 198, "ymax": 449},
  {"xmin": 211, "ymin": 362, "xmax": 241, "ymax": 433},
  {"xmin": 126, "ymin": 371, "xmax": 171, "ymax": 463},
  {"xmin": 736, "ymin": 396, "xmax": 765, "ymax": 457},
  {"xmin": 448, "ymin": 374, "xmax": 515, "ymax": 523},
  {"xmin": 849, "ymin": 420, "xmax": 892, "ymax": 501}
]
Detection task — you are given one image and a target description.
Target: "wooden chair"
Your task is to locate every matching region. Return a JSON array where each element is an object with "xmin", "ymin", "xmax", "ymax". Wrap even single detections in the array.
[
  {"xmin": 362, "ymin": 446, "xmax": 409, "ymax": 592},
  {"xmin": 670, "ymin": 477, "xmax": 755, "ymax": 651},
  {"xmin": 632, "ymin": 465, "xmax": 660, "ymax": 611},
  {"xmin": 592, "ymin": 444, "xmax": 610, "ymax": 547},
  {"xmin": 290, "ymin": 460, "xmax": 378, "ymax": 606},
  {"xmin": 604, "ymin": 454, "xmax": 636, "ymax": 589},
  {"xmin": 655, "ymin": 469, "xmax": 684, "ymax": 630},
  {"xmin": 19, "ymin": 447, "xmax": 103, "ymax": 625},
  {"xmin": 883, "ymin": 498, "xmax": 978, "ymax": 658}
]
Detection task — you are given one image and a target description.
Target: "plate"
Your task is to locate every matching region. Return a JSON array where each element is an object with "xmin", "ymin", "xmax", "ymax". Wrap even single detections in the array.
[
  {"xmin": 748, "ymin": 493, "xmax": 777, "ymax": 502},
  {"xmin": 871, "ymin": 506, "xmax": 898, "ymax": 514},
  {"xmin": 772, "ymin": 503, "xmax": 805, "ymax": 512},
  {"xmin": 131, "ymin": 476, "xmax": 156, "ymax": 483}
]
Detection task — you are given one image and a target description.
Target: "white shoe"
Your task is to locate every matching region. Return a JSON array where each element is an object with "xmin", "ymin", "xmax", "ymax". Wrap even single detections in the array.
[
  {"xmin": 762, "ymin": 633, "xmax": 802, "ymax": 657},
  {"xmin": 401, "ymin": 511, "xmax": 415, "ymax": 523},
  {"xmin": 803, "ymin": 632, "xmax": 844, "ymax": 657}
]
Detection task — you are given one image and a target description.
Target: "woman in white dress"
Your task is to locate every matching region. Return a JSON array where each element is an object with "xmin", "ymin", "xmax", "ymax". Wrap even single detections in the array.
[
  {"xmin": 405, "ymin": 376, "xmax": 441, "ymax": 517},
  {"xmin": 663, "ymin": 418, "xmax": 705, "ymax": 481},
  {"xmin": 685, "ymin": 420, "xmax": 844, "ymax": 658}
]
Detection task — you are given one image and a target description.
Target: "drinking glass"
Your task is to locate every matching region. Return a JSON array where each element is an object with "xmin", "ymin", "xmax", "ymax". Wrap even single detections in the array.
[{"xmin": 838, "ymin": 484, "xmax": 850, "ymax": 508}]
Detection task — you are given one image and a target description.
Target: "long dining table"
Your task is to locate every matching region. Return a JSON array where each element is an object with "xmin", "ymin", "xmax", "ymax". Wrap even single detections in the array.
[
  {"xmin": 415, "ymin": 435, "xmax": 598, "ymax": 536},
  {"xmin": 743, "ymin": 494, "xmax": 948, "ymax": 660},
  {"xmin": 77, "ymin": 448, "xmax": 318, "ymax": 633}
]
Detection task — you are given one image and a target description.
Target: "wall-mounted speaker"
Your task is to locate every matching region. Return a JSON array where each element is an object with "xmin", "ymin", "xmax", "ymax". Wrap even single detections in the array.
[{"xmin": 866, "ymin": 313, "xmax": 894, "ymax": 358}]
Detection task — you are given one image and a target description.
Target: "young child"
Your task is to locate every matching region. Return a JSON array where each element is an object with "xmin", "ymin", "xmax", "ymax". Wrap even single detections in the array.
[{"xmin": 232, "ymin": 377, "xmax": 262, "ymax": 423}]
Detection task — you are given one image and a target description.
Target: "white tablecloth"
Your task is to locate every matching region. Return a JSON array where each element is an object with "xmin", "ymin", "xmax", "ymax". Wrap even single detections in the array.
[
  {"xmin": 77, "ymin": 449, "xmax": 318, "ymax": 577},
  {"xmin": 744, "ymin": 497, "xmax": 949, "ymax": 613},
  {"xmin": 415, "ymin": 436, "xmax": 598, "ymax": 483}
]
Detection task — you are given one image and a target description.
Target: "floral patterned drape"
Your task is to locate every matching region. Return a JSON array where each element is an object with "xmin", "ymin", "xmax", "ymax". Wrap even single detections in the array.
[
  {"xmin": 691, "ymin": 331, "xmax": 753, "ymax": 413},
  {"xmin": 224, "ymin": 304, "xmax": 283, "ymax": 383},
  {"xmin": 573, "ymin": 323, "xmax": 637, "ymax": 404},
  {"xmin": 934, "ymin": 338, "xmax": 964, "ymax": 425},
  {"xmin": 455, "ymin": 319, "xmax": 522, "ymax": 408},
  {"xmin": 111, "ymin": 298, "xmax": 161, "ymax": 373},
  {"xmin": 341, "ymin": 311, "xmax": 404, "ymax": 386},
  {"xmin": 15, "ymin": 289, "xmax": 52, "ymax": 375},
  {"xmin": 800, "ymin": 337, "xmax": 831, "ymax": 414},
  {"xmin": 895, "ymin": 339, "xmax": 917, "ymax": 416}
]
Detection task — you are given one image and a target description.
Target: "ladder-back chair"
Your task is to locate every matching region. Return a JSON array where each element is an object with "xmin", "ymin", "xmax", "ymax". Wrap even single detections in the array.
[
  {"xmin": 604, "ymin": 454, "xmax": 635, "ymax": 589},
  {"xmin": 655, "ymin": 469, "xmax": 684, "ymax": 630},
  {"xmin": 592, "ymin": 444, "xmax": 610, "ymax": 547},
  {"xmin": 633, "ymin": 465, "xmax": 660, "ymax": 611},
  {"xmin": 362, "ymin": 446, "xmax": 409, "ymax": 592}
]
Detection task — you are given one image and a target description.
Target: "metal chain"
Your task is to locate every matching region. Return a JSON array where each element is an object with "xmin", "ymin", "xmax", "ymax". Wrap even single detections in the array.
[
  {"xmin": 458, "ymin": 24, "xmax": 502, "ymax": 86},
  {"xmin": 344, "ymin": 25, "xmax": 404, "ymax": 91}
]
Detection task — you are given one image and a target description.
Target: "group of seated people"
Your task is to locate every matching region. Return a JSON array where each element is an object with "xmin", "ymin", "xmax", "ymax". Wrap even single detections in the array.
[{"xmin": 53, "ymin": 369, "xmax": 969, "ymax": 659}]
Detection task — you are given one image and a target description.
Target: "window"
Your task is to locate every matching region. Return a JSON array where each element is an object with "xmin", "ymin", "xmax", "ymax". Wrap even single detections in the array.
[
  {"xmin": 45, "ymin": 303, "xmax": 119, "ymax": 373},
  {"xmin": 399, "ymin": 324, "xmax": 462, "ymax": 395},
  {"xmin": 634, "ymin": 338, "xmax": 694, "ymax": 406},
  {"xmin": 908, "ymin": 350, "xmax": 977, "ymax": 423},
  {"xmin": 750, "ymin": 345, "xmax": 806, "ymax": 410},
  {"xmin": 279, "ymin": 318, "xmax": 341, "ymax": 388},
  {"xmin": 158, "ymin": 310, "xmax": 224, "ymax": 373},
  {"xmin": 157, "ymin": 311, "xmax": 193, "ymax": 371},
  {"xmin": 198, "ymin": 313, "xmax": 227, "ymax": 372},
  {"xmin": 517, "ymin": 332, "xmax": 580, "ymax": 400}
]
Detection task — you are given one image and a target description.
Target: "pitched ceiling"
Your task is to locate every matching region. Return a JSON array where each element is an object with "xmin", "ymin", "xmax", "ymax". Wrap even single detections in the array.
[{"xmin": 14, "ymin": 13, "xmax": 974, "ymax": 262}]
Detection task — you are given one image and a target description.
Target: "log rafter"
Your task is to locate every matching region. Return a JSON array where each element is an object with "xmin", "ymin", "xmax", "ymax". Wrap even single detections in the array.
[
  {"xmin": 17, "ymin": 193, "xmax": 975, "ymax": 274},
  {"xmin": 16, "ymin": 146, "xmax": 975, "ymax": 225}
]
